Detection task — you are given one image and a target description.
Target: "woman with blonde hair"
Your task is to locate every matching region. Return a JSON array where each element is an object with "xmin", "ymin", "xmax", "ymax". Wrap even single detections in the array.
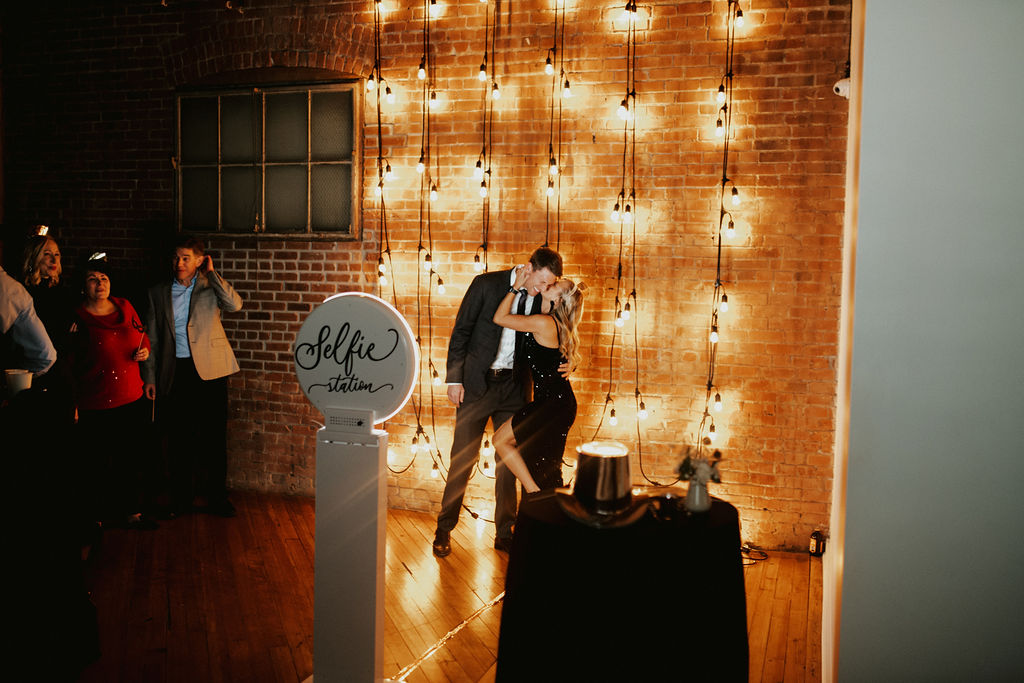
[{"xmin": 491, "ymin": 268, "xmax": 585, "ymax": 492}]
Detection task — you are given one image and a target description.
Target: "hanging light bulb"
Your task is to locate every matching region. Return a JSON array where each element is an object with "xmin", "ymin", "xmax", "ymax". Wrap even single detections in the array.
[
  {"xmin": 562, "ymin": 78, "xmax": 572, "ymax": 99},
  {"xmin": 610, "ymin": 202, "xmax": 620, "ymax": 222},
  {"xmin": 473, "ymin": 254, "xmax": 484, "ymax": 272},
  {"xmin": 623, "ymin": 204, "xmax": 633, "ymax": 223},
  {"xmin": 366, "ymin": 72, "xmax": 376, "ymax": 91},
  {"xmin": 378, "ymin": 258, "xmax": 387, "ymax": 275},
  {"xmin": 716, "ymin": 84, "xmax": 726, "ymax": 103},
  {"xmin": 710, "ymin": 325, "xmax": 719, "ymax": 343},
  {"xmin": 491, "ymin": 82, "xmax": 501, "ymax": 100},
  {"xmin": 430, "ymin": 184, "xmax": 438, "ymax": 202},
  {"xmin": 473, "ymin": 158, "xmax": 484, "ymax": 180},
  {"xmin": 479, "ymin": 181, "xmax": 488, "ymax": 198},
  {"xmin": 429, "ymin": 90, "xmax": 438, "ymax": 109},
  {"xmin": 726, "ymin": 219, "xmax": 736, "ymax": 239},
  {"xmin": 429, "ymin": 0, "xmax": 439, "ymax": 17},
  {"xmin": 385, "ymin": 86, "xmax": 395, "ymax": 104},
  {"xmin": 548, "ymin": 155, "xmax": 558, "ymax": 177},
  {"xmin": 720, "ymin": 294, "xmax": 729, "ymax": 312},
  {"xmin": 544, "ymin": 55, "xmax": 554, "ymax": 76},
  {"xmin": 416, "ymin": 152, "xmax": 425, "ymax": 174},
  {"xmin": 411, "ymin": 435, "xmax": 420, "ymax": 454},
  {"xmin": 387, "ymin": 447, "xmax": 397, "ymax": 465},
  {"xmin": 638, "ymin": 401, "xmax": 649, "ymax": 420},
  {"xmin": 735, "ymin": 8, "xmax": 744, "ymax": 28},
  {"xmin": 378, "ymin": 273, "xmax": 388, "ymax": 287},
  {"xmin": 437, "ymin": 278, "xmax": 446, "ymax": 295},
  {"xmin": 482, "ymin": 439, "xmax": 495, "ymax": 458},
  {"xmin": 609, "ymin": 408, "xmax": 618, "ymax": 426},
  {"xmin": 622, "ymin": 302, "xmax": 631, "ymax": 320},
  {"xmin": 374, "ymin": 181, "xmax": 383, "ymax": 197},
  {"xmin": 617, "ymin": 98, "xmax": 629, "ymax": 120},
  {"xmin": 431, "ymin": 461, "xmax": 439, "ymax": 478},
  {"xmin": 731, "ymin": 186, "xmax": 740, "ymax": 206},
  {"xmin": 709, "ymin": 423, "xmax": 718, "ymax": 442},
  {"xmin": 546, "ymin": 180, "xmax": 555, "ymax": 197},
  {"xmin": 615, "ymin": 314, "xmax": 625, "ymax": 328},
  {"xmin": 619, "ymin": 1, "xmax": 636, "ymax": 22},
  {"xmin": 478, "ymin": 62, "xmax": 487, "ymax": 82},
  {"xmin": 423, "ymin": 252, "xmax": 433, "ymax": 270},
  {"xmin": 715, "ymin": 117, "xmax": 724, "ymax": 137},
  {"xmin": 385, "ymin": 163, "xmax": 395, "ymax": 182},
  {"xmin": 417, "ymin": 58, "xmax": 426, "ymax": 80},
  {"xmin": 432, "ymin": 368, "xmax": 442, "ymax": 385},
  {"xmin": 714, "ymin": 392, "xmax": 723, "ymax": 412}
]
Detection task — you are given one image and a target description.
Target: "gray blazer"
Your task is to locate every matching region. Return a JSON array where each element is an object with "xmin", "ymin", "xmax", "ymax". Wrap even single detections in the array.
[{"xmin": 141, "ymin": 270, "xmax": 243, "ymax": 393}]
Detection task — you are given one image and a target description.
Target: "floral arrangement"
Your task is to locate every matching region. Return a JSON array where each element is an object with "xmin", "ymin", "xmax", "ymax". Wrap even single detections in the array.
[{"xmin": 676, "ymin": 446, "xmax": 723, "ymax": 485}]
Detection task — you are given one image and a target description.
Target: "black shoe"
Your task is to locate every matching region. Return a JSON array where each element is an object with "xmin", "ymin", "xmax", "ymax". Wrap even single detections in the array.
[
  {"xmin": 206, "ymin": 499, "xmax": 237, "ymax": 518},
  {"xmin": 432, "ymin": 530, "xmax": 451, "ymax": 557},
  {"xmin": 493, "ymin": 536, "xmax": 513, "ymax": 553}
]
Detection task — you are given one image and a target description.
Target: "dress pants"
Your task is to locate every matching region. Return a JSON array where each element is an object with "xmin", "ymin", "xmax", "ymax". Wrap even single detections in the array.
[
  {"xmin": 437, "ymin": 371, "xmax": 523, "ymax": 539},
  {"xmin": 164, "ymin": 356, "xmax": 229, "ymax": 508}
]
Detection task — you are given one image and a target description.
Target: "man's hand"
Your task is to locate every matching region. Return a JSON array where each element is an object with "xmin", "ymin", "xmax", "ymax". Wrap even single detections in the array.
[
  {"xmin": 200, "ymin": 255, "xmax": 214, "ymax": 274},
  {"xmin": 144, "ymin": 383, "xmax": 156, "ymax": 400},
  {"xmin": 447, "ymin": 383, "xmax": 465, "ymax": 406}
]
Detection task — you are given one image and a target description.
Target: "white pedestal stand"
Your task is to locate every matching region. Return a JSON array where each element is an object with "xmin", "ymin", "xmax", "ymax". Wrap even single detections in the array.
[{"xmin": 310, "ymin": 423, "xmax": 387, "ymax": 682}]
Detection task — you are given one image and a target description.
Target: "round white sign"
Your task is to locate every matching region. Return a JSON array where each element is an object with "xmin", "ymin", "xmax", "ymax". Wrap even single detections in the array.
[{"xmin": 293, "ymin": 291, "xmax": 418, "ymax": 424}]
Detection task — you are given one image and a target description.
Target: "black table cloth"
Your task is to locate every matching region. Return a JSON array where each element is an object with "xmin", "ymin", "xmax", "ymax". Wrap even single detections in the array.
[{"xmin": 496, "ymin": 490, "xmax": 748, "ymax": 682}]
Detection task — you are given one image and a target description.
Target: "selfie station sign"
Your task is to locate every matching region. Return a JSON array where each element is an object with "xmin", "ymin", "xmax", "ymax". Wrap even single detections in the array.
[{"xmin": 293, "ymin": 292, "xmax": 417, "ymax": 683}]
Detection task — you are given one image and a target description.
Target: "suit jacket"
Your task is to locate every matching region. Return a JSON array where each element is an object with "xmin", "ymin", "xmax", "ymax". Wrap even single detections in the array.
[
  {"xmin": 141, "ymin": 270, "xmax": 243, "ymax": 394},
  {"xmin": 445, "ymin": 269, "xmax": 539, "ymax": 404}
]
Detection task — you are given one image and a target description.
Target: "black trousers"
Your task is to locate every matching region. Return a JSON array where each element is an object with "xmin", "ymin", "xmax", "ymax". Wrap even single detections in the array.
[
  {"xmin": 437, "ymin": 371, "xmax": 523, "ymax": 540},
  {"xmin": 162, "ymin": 357, "xmax": 229, "ymax": 508},
  {"xmin": 78, "ymin": 397, "xmax": 153, "ymax": 521}
]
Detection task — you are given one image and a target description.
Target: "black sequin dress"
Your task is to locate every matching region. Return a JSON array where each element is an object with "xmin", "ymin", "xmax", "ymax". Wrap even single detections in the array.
[{"xmin": 511, "ymin": 334, "xmax": 576, "ymax": 489}]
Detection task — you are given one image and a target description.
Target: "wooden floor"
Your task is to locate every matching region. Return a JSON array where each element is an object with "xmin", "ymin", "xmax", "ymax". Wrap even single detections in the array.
[{"xmin": 77, "ymin": 491, "xmax": 821, "ymax": 683}]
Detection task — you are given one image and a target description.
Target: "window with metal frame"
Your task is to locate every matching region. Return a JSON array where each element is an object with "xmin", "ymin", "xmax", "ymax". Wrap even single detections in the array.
[{"xmin": 176, "ymin": 82, "xmax": 360, "ymax": 237}]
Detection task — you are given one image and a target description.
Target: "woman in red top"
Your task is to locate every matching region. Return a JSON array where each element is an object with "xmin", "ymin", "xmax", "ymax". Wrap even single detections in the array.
[{"xmin": 72, "ymin": 254, "xmax": 156, "ymax": 530}]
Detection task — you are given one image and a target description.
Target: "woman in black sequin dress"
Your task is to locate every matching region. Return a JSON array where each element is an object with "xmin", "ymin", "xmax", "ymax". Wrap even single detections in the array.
[{"xmin": 492, "ymin": 268, "xmax": 585, "ymax": 492}]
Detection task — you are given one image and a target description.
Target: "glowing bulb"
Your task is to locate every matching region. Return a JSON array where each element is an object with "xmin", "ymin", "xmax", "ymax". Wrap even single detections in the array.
[
  {"xmin": 482, "ymin": 439, "xmax": 495, "ymax": 458},
  {"xmin": 411, "ymin": 436, "xmax": 419, "ymax": 454},
  {"xmin": 473, "ymin": 159, "xmax": 484, "ymax": 180},
  {"xmin": 479, "ymin": 181, "xmax": 488, "ymax": 198},
  {"xmin": 726, "ymin": 219, "xmax": 736, "ymax": 239},
  {"xmin": 709, "ymin": 424, "xmax": 718, "ymax": 442},
  {"xmin": 387, "ymin": 448, "xmax": 397, "ymax": 465},
  {"xmin": 374, "ymin": 182, "xmax": 383, "ymax": 197},
  {"xmin": 430, "ymin": 184, "xmax": 438, "ymax": 202},
  {"xmin": 429, "ymin": 0, "xmax": 438, "ymax": 16},
  {"xmin": 366, "ymin": 74, "xmax": 376, "ymax": 91},
  {"xmin": 432, "ymin": 370, "xmax": 442, "ymax": 386},
  {"xmin": 378, "ymin": 274, "xmax": 387, "ymax": 287},
  {"xmin": 610, "ymin": 202, "xmax": 620, "ymax": 222},
  {"xmin": 478, "ymin": 63, "xmax": 487, "ymax": 82},
  {"xmin": 549, "ymin": 158, "xmax": 558, "ymax": 176},
  {"xmin": 482, "ymin": 459, "xmax": 491, "ymax": 472},
  {"xmin": 473, "ymin": 254, "xmax": 483, "ymax": 272},
  {"xmin": 386, "ymin": 86, "xmax": 395, "ymax": 104},
  {"xmin": 615, "ymin": 316, "xmax": 624, "ymax": 328},
  {"xmin": 609, "ymin": 409, "xmax": 618, "ymax": 426},
  {"xmin": 617, "ymin": 99, "xmax": 629, "ymax": 120},
  {"xmin": 431, "ymin": 462, "xmax": 439, "ymax": 478},
  {"xmin": 622, "ymin": 302, "xmax": 631, "ymax": 320},
  {"xmin": 715, "ymin": 118, "xmax": 724, "ymax": 137},
  {"xmin": 562, "ymin": 79, "xmax": 572, "ymax": 99},
  {"xmin": 544, "ymin": 56, "xmax": 554, "ymax": 75},
  {"xmin": 546, "ymin": 180, "xmax": 555, "ymax": 197},
  {"xmin": 714, "ymin": 393, "xmax": 723, "ymax": 412},
  {"xmin": 377, "ymin": 258, "xmax": 386, "ymax": 275},
  {"xmin": 416, "ymin": 153, "xmax": 425, "ymax": 175},
  {"xmin": 638, "ymin": 402, "xmax": 648, "ymax": 420},
  {"xmin": 491, "ymin": 82, "xmax": 500, "ymax": 100},
  {"xmin": 716, "ymin": 84, "xmax": 726, "ymax": 103},
  {"xmin": 385, "ymin": 164, "xmax": 395, "ymax": 182},
  {"xmin": 423, "ymin": 253, "xmax": 433, "ymax": 270},
  {"xmin": 710, "ymin": 325, "xmax": 719, "ymax": 343},
  {"xmin": 437, "ymin": 279, "xmax": 446, "ymax": 295},
  {"xmin": 720, "ymin": 294, "xmax": 729, "ymax": 312},
  {"xmin": 429, "ymin": 91, "xmax": 438, "ymax": 109},
  {"xmin": 622, "ymin": 205, "xmax": 632, "ymax": 223},
  {"xmin": 731, "ymin": 186, "xmax": 740, "ymax": 206},
  {"xmin": 417, "ymin": 60, "xmax": 426, "ymax": 80},
  {"xmin": 735, "ymin": 8, "xmax": 744, "ymax": 27}
]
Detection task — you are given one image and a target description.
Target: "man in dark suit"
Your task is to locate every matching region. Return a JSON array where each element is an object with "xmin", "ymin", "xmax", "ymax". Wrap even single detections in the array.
[
  {"xmin": 433, "ymin": 246, "xmax": 563, "ymax": 557},
  {"xmin": 142, "ymin": 236, "xmax": 243, "ymax": 517}
]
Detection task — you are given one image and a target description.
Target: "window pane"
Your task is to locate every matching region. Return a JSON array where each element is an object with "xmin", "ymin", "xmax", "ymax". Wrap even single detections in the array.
[
  {"xmin": 180, "ymin": 97, "xmax": 218, "ymax": 163},
  {"xmin": 222, "ymin": 94, "xmax": 260, "ymax": 163},
  {"xmin": 266, "ymin": 165, "xmax": 307, "ymax": 232},
  {"xmin": 311, "ymin": 164, "xmax": 351, "ymax": 231},
  {"xmin": 266, "ymin": 92, "xmax": 307, "ymax": 162},
  {"xmin": 182, "ymin": 167, "xmax": 218, "ymax": 230},
  {"xmin": 312, "ymin": 91, "xmax": 353, "ymax": 161},
  {"xmin": 222, "ymin": 167, "xmax": 261, "ymax": 232}
]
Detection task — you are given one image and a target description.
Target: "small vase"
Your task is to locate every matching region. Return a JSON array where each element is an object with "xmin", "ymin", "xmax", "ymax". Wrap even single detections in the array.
[{"xmin": 685, "ymin": 480, "xmax": 711, "ymax": 513}]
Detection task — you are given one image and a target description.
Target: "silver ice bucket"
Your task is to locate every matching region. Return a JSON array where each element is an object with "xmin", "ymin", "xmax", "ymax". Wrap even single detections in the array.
[{"xmin": 573, "ymin": 441, "xmax": 631, "ymax": 514}]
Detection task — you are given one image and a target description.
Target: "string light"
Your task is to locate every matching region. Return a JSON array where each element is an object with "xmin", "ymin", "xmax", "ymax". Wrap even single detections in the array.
[
  {"xmin": 622, "ymin": 301, "xmax": 631, "ymax": 320},
  {"xmin": 385, "ymin": 85, "xmax": 395, "ymax": 104},
  {"xmin": 546, "ymin": 179, "xmax": 555, "ymax": 197},
  {"xmin": 638, "ymin": 401, "xmax": 648, "ymax": 420},
  {"xmin": 479, "ymin": 181, "xmax": 488, "ymax": 198},
  {"xmin": 715, "ymin": 116, "xmax": 724, "ymax": 137},
  {"xmin": 491, "ymin": 82, "xmax": 501, "ymax": 100},
  {"xmin": 714, "ymin": 392, "xmax": 723, "ymax": 412},
  {"xmin": 473, "ymin": 158, "xmax": 484, "ymax": 180},
  {"xmin": 710, "ymin": 325, "xmax": 719, "ymax": 343},
  {"xmin": 726, "ymin": 219, "xmax": 736, "ymax": 239},
  {"xmin": 473, "ymin": 254, "xmax": 483, "ymax": 272},
  {"xmin": 366, "ymin": 72, "xmax": 376, "ymax": 91},
  {"xmin": 544, "ymin": 54, "xmax": 554, "ymax": 75},
  {"xmin": 429, "ymin": 90, "xmax": 438, "ymax": 109},
  {"xmin": 609, "ymin": 408, "xmax": 618, "ymax": 426},
  {"xmin": 617, "ymin": 98, "xmax": 630, "ymax": 121},
  {"xmin": 417, "ymin": 59, "xmax": 426, "ymax": 80},
  {"xmin": 431, "ymin": 461, "xmax": 439, "ymax": 478},
  {"xmin": 731, "ymin": 186, "xmax": 741, "ymax": 206},
  {"xmin": 437, "ymin": 278, "xmax": 445, "ymax": 295},
  {"xmin": 717, "ymin": 84, "xmax": 726, "ymax": 103},
  {"xmin": 416, "ymin": 152, "xmax": 425, "ymax": 174},
  {"xmin": 423, "ymin": 252, "xmax": 433, "ymax": 270},
  {"xmin": 720, "ymin": 294, "xmax": 729, "ymax": 312},
  {"xmin": 562, "ymin": 78, "xmax": 572, "ymax": 99},
  {"xmin": 429, "ymin": 184, "xmax": 438, "ymax": 202},
  {"xmin": 610, "ymin": 201, "xmax": 621, "ymax": 222},
  {"xmin": 709, "ymin": 423, "xmax": 718, "ymax": 442},
  {"xmin": 622, "ymin": 204, "xmax": 633, "ymax": 223},
  {"xmin": 429, "ymin": 0, "xmax": 439, "ymax": 17},
  {"xmin": 478, "ymin": 62, "xmax": 487, "ymax": 82},
  {"xmin": 735, "ymin": 7, "xmax": 744, "ymax": 28}
]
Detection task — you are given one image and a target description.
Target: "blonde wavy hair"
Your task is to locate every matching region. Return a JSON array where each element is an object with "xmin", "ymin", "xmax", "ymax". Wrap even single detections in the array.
[
  {"xmin": 549, "ymin": 279, "xmax": 586, "ymax": 369},
  {"xmin": 22, "ymin": 236, "xmax": 61, "ymax": 287}
]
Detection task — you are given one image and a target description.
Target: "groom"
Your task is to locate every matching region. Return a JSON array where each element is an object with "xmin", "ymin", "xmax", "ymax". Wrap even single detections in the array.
[{"xmin": 433, "ymin": 246, "xmax": 563, "ymax": 557}]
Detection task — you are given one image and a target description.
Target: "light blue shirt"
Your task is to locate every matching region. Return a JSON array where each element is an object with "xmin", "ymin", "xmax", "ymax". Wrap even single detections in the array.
[{"xmin": 171, "ymin": 277, "xmax": 195, "ymax": 358}]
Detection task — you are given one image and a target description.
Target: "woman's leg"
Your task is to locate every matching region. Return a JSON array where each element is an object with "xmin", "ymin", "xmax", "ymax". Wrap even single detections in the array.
[{"xmin": 492, "ymin": 418, "xmax": 541, "ymax": 493}]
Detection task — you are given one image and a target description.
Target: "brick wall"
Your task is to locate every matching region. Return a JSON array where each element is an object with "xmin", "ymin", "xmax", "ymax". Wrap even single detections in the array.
[{"xmin": 1, "ymin": 0, "xmax": 850, "ymax": 549}]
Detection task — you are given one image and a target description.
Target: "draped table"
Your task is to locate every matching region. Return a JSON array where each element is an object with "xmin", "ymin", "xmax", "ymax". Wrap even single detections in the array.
[{"xmin": 496, "ymin": 490, "xmax": 748, "ymax": 682}]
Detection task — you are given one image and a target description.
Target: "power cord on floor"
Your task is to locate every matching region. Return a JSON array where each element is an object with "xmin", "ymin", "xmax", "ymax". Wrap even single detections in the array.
[{"xmin": 741, "ymin": 543, "xmax": 768, "ymax": 566}]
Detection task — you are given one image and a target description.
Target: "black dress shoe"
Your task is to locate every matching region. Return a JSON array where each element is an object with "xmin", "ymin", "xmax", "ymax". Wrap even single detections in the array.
[
  {"xmin": 432, "ymin": 530, "xmax": 451, "ymax": 557},
  {"xmin": 493, "ymin": 536, "xmax": 513, "ymax": 553}
]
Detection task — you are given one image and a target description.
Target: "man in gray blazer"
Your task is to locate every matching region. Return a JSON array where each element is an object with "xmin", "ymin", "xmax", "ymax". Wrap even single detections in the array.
[
  {"xmin": 433, "ymin": 246, "xmax": 563, "ymax": 557},
  {"xmin": 143, "ymin": 236, "xmax": 243, "ymax": 517}
]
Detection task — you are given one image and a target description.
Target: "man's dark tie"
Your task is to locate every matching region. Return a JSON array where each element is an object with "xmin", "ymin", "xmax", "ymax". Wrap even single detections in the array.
[{"xmin": 516, "ymin": 290, "xmax": 528, "ymax": 315}]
